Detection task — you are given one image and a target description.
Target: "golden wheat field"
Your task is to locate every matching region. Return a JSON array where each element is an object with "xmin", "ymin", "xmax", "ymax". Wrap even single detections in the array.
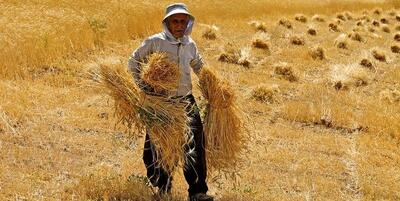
[{"xmin": 1, "ymin": 0, "xmax": 400, "ymax": 200}]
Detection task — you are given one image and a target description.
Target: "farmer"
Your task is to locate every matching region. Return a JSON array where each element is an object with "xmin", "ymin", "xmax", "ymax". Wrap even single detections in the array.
[{"xmin": 127, "ymin": 3, "xmax": 213, "ymax": 201}]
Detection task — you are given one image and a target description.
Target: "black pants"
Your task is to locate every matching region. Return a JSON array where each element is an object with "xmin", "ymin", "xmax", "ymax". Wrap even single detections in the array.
[{"xmin": 142, "ymin": 94, "xmax": 208, "ymax": 196}]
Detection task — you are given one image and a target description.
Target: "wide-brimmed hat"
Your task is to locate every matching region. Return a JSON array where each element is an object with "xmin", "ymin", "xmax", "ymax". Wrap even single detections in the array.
[{"xmin": 162, "ymin": 3, "xmax": 194, "ymax": 22}]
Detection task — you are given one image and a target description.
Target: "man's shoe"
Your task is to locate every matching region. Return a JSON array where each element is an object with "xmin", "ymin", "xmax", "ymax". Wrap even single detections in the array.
[{"xmin": 188, "ymin": 193, "xmax": 214, "ymax": 201}]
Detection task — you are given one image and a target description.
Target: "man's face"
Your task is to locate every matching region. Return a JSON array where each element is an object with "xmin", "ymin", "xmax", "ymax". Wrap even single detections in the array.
[{"xmin": 167, "ymin": 13, "xmax": 189, "ymax": 39}]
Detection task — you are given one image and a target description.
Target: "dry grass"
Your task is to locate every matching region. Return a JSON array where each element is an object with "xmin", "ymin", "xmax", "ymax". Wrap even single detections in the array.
[
  {"xmin": 380, "ymin": 89, "xmax": 400, "ymax": 104},
  {"xmin": 65, "ymin": 166, "xmax": 153, "ymax": 200},
  {"xmin": 198, "ymin": 67, "xmax": 246, "ymax": 172},
  {"xmin": 2, "ymin": 1, "xmax": 400, "ymax": 200}
]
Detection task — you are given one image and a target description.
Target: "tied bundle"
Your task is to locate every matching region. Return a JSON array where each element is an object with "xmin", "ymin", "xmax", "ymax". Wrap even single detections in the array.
[
  {"xmin": 142, "ymin": 53, "xmax": 180, "ymax": 95},
  {"xmin": 98, "ymin": 53, "xmax": 190, "ymax": 172},
  {"xmin": 199, "ymin": 67, "xmax": 246, "ymax": 171}
]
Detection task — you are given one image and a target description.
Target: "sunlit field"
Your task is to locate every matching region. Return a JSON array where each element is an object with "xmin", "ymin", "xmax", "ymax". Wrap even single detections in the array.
[{"xmin": 1, "ymin": 0, "xmax": 400, "ymax": 200}]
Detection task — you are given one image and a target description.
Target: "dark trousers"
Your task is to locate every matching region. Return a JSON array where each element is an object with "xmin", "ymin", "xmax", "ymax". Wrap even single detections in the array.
[{"xmin": 142, "ymin": 94, "xmax": 208, "ymax": 196}]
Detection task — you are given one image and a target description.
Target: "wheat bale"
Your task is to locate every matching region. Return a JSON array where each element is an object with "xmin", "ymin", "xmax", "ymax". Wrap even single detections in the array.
[
  {"xmin": 309, "ymin": 46, "xmax": 325, "ymax": 60},
  {"xmin": 311, "ymin": 14, "xmax": 325, "ymax": 22},
  {"xmin": 290, "ymin": 35, "xmax": 305, "ymax": 46},
  {"xmin": 202, "ymin": 25, "xmax": 219, "ymax": 40},
  {"xmin": 329, "ymin": 23, "xmax": 340, "ymax": 32},
  {"xmin": 142, "ymin": 53, "xmax": 179, "ymax": 95},
  {"xmin": 348, "ymin": 31, "xmax": 364, "ymax": 42},
  {"xmin": 251, "ymin": 84, "xmax": 280, "ymax": 103},
  {"xmin": 252, "ymin": 32, "xmax": 270, "ymax": 50},
  {"xmin": 330, "ymin": 63, "xmax": 369, "ymax": 90},
  {"xmin": 381, "ymin": 25, "xmax": 391, "ymax": 33},
  {"xmin": 336, "ymin": 13, "xmax": 346, "ymax": 21},
  {"xmin": 334, "ymin": 34, "xmax": 349, "ymax": 49},
  {"xmin": 294, "ymin": 14, "xmax": 307, "ymax": 23},
  {"xmin": 373, "ymin": 8, "xmax": 382, "ymax": 15},
  {"xmin": 356, "ymin": 21, "xmax": 364, "ymax": 26},
  {"xmin": 372, "ymin": 20, "xmax": 380, "ymax": 27},
  {"xmin": 344, "ymin": 11, "xmax": 353, "ymax": 20},
  {"xmin": 198, "ymin": 67, "xmax": 246, "ymax": 171},
  {"xmin": 368, "ymin": 27, "xmax": 376, "ymax": 33},
  {"xmin": 391, "ymin": 45, "xmax": 400, "ymax": 54},
  {"xmin": 307, "ymin": 28, "xmax": 317, "ymax": 36},
  {"xmin": 388, "ymin": 10, "xmax": 397, "ymax": 16},
  {"xmin": 371, "ymin": 49, "xmax": 386, "ymax": 62},
  {"xmin": 360, "ymin": 59, "xmax": 374, "ymax": 70},
  {"xmin": 396, "ymin": 15, "xmax": 400, "ymax": 22},
  {"xmin": 248, "ymin": 20, "xmax": 268, "ymax": 32},
  {"xmin": 98, "ymin": 63, "xmax": 190, "ymax": 173},
  {"xmin": 274, "ymin": 62, "xmax": 298, "ymax": 82},
  {"xmin": 394, "ymin": 33, "xmax": 400, "ymax": 41},
  {"xmin": 219, "ymin": 44, "xmax": 251, "ymax": 67},
  {"xmin": 278, "ymin": 18, "xmax": 292, "ymax": 29},
  {"xmin": 380, "ymin": 18, "xmax": 389, "ymax": 24}
]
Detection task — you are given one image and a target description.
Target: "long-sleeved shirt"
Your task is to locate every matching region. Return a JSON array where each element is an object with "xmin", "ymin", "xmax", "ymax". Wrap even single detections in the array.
[{"xmin": 128, "ymin": 18, "xmax": 204, "ymax": 97}]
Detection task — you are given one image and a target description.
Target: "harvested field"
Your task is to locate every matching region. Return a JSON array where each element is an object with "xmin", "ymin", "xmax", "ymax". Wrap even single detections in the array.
[{"xmin": 1, "ymin": 1, "xmax": 399, "ymax": 201}]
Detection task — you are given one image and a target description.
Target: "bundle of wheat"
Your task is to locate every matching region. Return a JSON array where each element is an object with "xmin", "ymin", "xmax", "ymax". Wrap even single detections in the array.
[
  {"xmin": 218, "ymin": 44, "xmax": 251, "ymax": 67},
  {"xmin": 252, "ymin": 32, "xmax": 270, "ymax": 50},
  {"xmin": 98, "ymin": 62, "xmax": 190, "ymax": 173},
  {"xmin": 202, "ymin": 24, "xmax": 219, "ymax": 40},
  {"xmin": 198, "ymin": 67, "xmax": 246, "ymax": 172},
  {"xmin": 142, "ymin": 53, "xmax": 180, "ymax": 95}
]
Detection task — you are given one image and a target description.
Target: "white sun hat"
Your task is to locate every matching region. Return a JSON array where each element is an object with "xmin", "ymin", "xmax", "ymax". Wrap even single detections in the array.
[{"xmin": 162, "ymin": 3, "xmax": 194, "ymax": 22}]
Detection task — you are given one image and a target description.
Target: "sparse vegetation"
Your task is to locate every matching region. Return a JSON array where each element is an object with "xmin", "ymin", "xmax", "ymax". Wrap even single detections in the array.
[{"xmin": 2, "ymin": 1, "xmax": 399, "ymax": 201}]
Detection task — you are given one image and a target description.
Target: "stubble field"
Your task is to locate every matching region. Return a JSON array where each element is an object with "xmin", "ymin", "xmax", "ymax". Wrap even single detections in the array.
[{"xmin": 1, "ymin": 0, "xmax": 400, "ymax": 200}]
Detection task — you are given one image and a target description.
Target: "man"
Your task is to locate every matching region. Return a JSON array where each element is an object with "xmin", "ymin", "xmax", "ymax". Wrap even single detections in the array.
[{"xmin": 127, "ymin": 3, "xmax": 213, "ymax": 201}]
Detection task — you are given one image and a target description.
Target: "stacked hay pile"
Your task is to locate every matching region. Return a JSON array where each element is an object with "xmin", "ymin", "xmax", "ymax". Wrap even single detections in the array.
[
  {"xmin": 98, "ymin": 53, "xmax": 190, "ymax": 172},
  {"xmin": 219, "ymin": 44, "xmax": 252, "ymax": 67},
  {"xmin": 198, "ymin": 67, "xmax": 246, "ymax": 172}
]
